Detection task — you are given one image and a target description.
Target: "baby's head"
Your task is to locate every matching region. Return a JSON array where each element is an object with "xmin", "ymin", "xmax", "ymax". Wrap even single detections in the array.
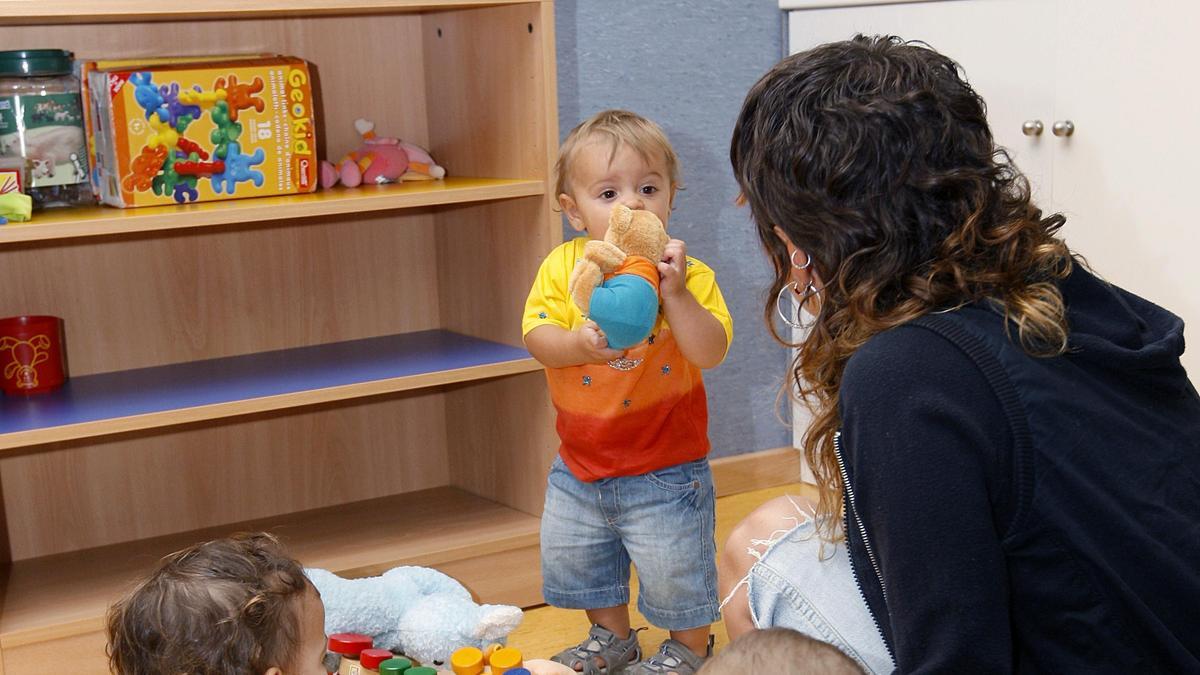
[
  {"xmin": 555, "ymin": 109, "xmax": 679, "ymax": 241},
  {"xmin": 698, "ymin": 628, "xmax": 863, "ymax": 674},
  {"xmin": 107, "ymin": 532, "xmax": 328, "ymax": 675}
]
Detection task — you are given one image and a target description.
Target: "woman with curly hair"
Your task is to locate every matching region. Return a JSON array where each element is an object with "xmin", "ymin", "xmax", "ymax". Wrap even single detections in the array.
[{"xmin": 718, "ymin": 36, "xmax": 1200, "ymax": 673}]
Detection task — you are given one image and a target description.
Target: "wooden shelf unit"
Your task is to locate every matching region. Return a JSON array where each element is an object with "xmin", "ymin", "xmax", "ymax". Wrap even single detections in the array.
[
  {"xmin": 0, "ymin": 178, "xmax": 544, "ymax": 244},
  {"xmin": 0, "ymin": 1, "xmax": 560, "ymax": 671},
  {"xmin": 0, "ymin": 330, "xmax": 539, "ymax": 451},
  {"xmin": 0, "ymin": 488, "xmax": 542, "ymax": 669}
]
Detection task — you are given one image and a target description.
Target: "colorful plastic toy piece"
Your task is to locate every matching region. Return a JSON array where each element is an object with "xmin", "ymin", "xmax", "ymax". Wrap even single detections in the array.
[
  {"xmin": 157, "ymin": 82, "xmax": 201, "ymax": 129},
  {"xmin": 209, "ymin": 100, "xmax": 243, "ymax": 160},
  {"xmin": 174, "ymin": 159, "xmax": 225, "ymax": 176},
  {"xmin": 450, "ymin": 644, "xmax": 525, "ymax": 675},
  {"xmin": 210, "ymin": 141, "xmax": 264, "ymax": 194},
  {"xmin": 452, "ymin": 646, "xmax": 484, "ymax": 675},
  {"xmin": 152, "ymin": 152, "xmax": 199, "ymax": 204},
  {"xmin": 130, "ymin": 72, "xmax": 165, "ymax": 121},
  {"xmin": 178, "ymin": 85, "xmax": 227, "ymax": 108},
  {"xmin": 122, "ymin": 144, "xmax": 168, "ymax": 193},
  {"xmin": 173, "ymin": 182, "xmax": 198, "ymax": 203},
  {"xmin": 378, "ymin": 656, "xmax": 414, "ymax": 674},
  {"xmin": 175, "ymin": 136, "xmax": 210, "ymax": 160},
  {"xmin": 215, "ymin": 74, "xmax": 266, "ymax": 122},
  {"xmin": 489, "ymin": 647, "xmax": 523, "ymax": 673},
  {"xmin": 146, "ymin": 115, "xmax": 180, "ymax": 151}
]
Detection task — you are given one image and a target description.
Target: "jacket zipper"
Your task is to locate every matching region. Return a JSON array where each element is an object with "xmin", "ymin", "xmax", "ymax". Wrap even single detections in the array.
[{"xmin": 834, "ymin": 431, "xmax": 897, "ymax": 664}]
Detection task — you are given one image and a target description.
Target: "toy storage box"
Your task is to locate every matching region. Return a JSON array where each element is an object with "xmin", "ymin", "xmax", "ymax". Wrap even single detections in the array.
[{"xmin": 87, "ymin": 56, "xmax": 317, "ymax": 207}]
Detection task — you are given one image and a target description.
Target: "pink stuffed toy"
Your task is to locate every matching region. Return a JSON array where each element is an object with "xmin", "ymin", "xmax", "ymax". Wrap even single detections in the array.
[{"xmin": 320, "ymin": 118, "xmax": 447, "ymax": 189}]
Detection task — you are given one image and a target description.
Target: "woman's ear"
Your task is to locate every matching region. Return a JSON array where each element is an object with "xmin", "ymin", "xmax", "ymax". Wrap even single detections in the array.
[
  {"xmin": 263, "ymin": 668, "xmax": 282, "ymax": 675},
  {"xmin": 559, "ymin": 193, "xmax": 585, "ymax": 232},
  {"xmin": 773, "ymin": 225, "xmax": 797, "ymax": 253}
]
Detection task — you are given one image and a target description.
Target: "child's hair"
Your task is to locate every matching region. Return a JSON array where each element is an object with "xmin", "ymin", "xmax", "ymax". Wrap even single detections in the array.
[
  {"xmin": 106, "ymin": 532, "xmax": 314, "ymax": 675},
  {"xmin": 554, "ymin": 109, "xmax": 681, "ymax": 198},
  {"xmin": 698, "ymin": 628, "xmax": 864, "ymax": 674}
]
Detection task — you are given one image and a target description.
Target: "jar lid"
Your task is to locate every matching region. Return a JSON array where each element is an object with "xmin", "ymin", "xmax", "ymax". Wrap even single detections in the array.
[
  {"xmin": 378, "ymin": 656, "xmax": 413, "ymax": 674},
  {"xmin": 359, "ymin": 648, "xmax": 394, "ymax": 670},
  {"xmin": 327, "ymin": 632, "xmax": 373, "ymax": 656},
  {"xmin": 0, "ymin": 50, "xmax": 74, "ymax": 77}
]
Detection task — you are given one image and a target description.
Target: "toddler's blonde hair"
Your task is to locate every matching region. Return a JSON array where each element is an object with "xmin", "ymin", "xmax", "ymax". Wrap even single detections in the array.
[{"xmin": 555, "ymin": 109, "xmax": 680, "ymax": 199}]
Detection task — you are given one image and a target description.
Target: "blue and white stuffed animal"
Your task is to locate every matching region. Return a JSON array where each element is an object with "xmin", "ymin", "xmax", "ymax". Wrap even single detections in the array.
[{"xmin": 306, "ymin": 566, "xmax": 524, "ymax": 665}]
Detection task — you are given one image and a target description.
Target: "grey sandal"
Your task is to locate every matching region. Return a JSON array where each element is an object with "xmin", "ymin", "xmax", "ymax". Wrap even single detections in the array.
[
  {"xmin": 627, "ymin": 636, "xmax": 714, "ymax": 675},
  {"xmin": 551, "ymin": 624, "xmax": 644, "ymax": 674}
]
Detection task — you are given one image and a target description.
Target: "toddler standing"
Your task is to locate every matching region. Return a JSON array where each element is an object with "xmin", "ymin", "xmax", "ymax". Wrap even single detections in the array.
[{"xmin": 523, "ymin": 109, "xmax": 733, "ymax": 674}]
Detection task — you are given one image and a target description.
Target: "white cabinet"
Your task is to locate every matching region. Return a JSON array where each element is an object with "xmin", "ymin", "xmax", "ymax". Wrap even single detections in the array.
[
  {"xmin": 787, "ymin": 0, "xmax": 1200, "ymax": 376},
  {"xmin": 1049, "ymin": 0, "xmax": 1200, "ymax": 378}
]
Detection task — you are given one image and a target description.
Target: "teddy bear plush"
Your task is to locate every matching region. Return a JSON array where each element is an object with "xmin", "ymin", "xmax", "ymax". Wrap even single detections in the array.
[
  {"xmin": 306, "ymin": 566, "xmax": 522, "ymax": 665},
  {"xmin": 568, "ymin": 204, "xmax": 670, "ymax": 350},
  {"xmin": 320, "ymin": 119, "xmax": 447, "ymax": 188}
]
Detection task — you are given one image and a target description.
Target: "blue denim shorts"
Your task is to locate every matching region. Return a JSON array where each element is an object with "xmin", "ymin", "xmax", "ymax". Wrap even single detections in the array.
[
  {"xmin": 744, "ymin": 515, "xmax": 895, "ymax": 674},
  {"xmin": 540, "ymin": 455, "xmax": 720, "ymax": 631}
]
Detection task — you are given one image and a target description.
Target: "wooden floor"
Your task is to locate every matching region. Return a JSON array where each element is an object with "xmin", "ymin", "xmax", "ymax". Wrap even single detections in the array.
[{"xmin": 507, "ymin": 482, "xmax": 814, "ymax": 660}]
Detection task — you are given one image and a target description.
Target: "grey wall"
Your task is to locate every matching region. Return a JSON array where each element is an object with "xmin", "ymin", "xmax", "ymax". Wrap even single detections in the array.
[{"xmin": 555, "ymin": 1, "xmax": 790, "ymax": 457}]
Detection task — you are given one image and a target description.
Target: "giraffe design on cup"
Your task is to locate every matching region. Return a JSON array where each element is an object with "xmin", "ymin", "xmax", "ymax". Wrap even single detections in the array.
[{"xmin": 1, "ymin": 334, "xmax": 51, "ymax": 390}]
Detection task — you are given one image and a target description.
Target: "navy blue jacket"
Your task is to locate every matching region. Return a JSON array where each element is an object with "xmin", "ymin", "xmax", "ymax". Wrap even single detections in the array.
[{"xmin": 838, "ymin": 266, "xmax": 1200, "ymax": 673}]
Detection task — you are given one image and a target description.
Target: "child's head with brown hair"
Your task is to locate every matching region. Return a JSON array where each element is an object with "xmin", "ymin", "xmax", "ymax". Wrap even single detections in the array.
[
  {"xmin": 107, "ymin": 532, "xmax": 329, "ymax": 675},
  {"xmin": 698, "ymin": 628, "xmax": 864, "ymax": 675},
  {"xmin": 555, "ymin": 109, "xmax": 680, "ymax": 242}
]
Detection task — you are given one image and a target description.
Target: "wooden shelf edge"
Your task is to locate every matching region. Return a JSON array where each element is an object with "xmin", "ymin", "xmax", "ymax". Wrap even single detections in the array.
[
  {"xmin": 0, "ymin": 538, "xmax": 546, "ymax": 648},
  {"xmin": 0, "ymin": 1, "xmax": 541, "ymax": 24},
  {"xmin": 0, "ymin": 357, "xmax": 540, "ymax": 453},
  {"xmin": 0, "ymin": 178, "xmax": 544, "ymax": 245},
  {"xmin": 0, "ymin": 487, "xmax": 542, "ymax": 645}
]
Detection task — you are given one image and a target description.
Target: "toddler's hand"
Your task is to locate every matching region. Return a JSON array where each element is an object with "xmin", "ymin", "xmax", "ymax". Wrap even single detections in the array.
[
  {"xmin": 658, "ymin": 238, "xmax": 689, "ymax": 301},
  {"xmin": 578, "ymin": 320, "xmax": 625, "ymax": 363}
]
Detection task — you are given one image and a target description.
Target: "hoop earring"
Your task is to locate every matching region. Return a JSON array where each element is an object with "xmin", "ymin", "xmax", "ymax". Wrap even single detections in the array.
[
  {"xmin": 790, "ymin": 249, "xmax": 813, "ymax": 271},
  {"xmin": 776, "ymin": 281, "xmax": 821, "ymax": 330}
]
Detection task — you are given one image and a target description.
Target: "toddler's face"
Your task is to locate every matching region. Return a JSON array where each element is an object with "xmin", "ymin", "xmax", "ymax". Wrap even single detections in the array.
[
  {"xmin": 559, "ymin": 137, "xmax": 674, "ymax": 241},
  {"xmin": 266, "ymin": 587, "xmax": 328, "ymax": 675}
]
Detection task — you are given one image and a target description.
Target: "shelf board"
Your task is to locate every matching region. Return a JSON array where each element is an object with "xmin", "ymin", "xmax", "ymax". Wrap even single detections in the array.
[
  {"xmin": 0, "ymin": 177, "xmax": 544, "ymax": 245},
  {"xmin": 0, "ymin": 330, "xmax": 538, "ymax": 452},
  {"xmin": 0, "ymin": 1, "xmax": 539, "ymax": 24},
  {"xmin": 0, "ymin": 486, "xmax": 541, "ymax": 646}
]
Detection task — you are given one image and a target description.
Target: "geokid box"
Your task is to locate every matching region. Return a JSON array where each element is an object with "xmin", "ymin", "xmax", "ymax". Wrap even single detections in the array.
[
  {"xmin": 78, "ymin": 54, "xmax": 276, "ymax": 200},
  {"xmin": 87, "ymin": 56, "xmax": 317, "ymax": 207}
]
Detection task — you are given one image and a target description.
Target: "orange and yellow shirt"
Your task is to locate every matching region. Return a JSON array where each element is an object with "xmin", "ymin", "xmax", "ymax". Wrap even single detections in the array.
[{"xmin": 522, "ymin": 238, "xmax": 733, "ymax": 481}]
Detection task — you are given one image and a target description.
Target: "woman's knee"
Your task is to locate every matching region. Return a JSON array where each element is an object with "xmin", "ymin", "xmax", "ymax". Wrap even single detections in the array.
[{"xmin": 722, "ymin": 495, "xmax": 810, "ymax": 576}]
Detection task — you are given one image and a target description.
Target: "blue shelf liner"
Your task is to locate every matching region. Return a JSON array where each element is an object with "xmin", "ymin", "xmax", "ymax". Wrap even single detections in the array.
[{"xmin": 0, "ymin": 330, "xmax": 530, "ymax": 435}]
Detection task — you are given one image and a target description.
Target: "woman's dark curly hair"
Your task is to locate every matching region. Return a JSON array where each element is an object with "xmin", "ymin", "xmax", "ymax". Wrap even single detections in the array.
[{"xmin": 731, "ymin": 35, "xmax": 1071, "ymax": 540}]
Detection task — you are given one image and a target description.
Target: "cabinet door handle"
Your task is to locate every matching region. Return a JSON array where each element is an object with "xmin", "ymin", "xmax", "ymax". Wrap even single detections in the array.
[
  {"xmin": 1022, "ymin": 120, "xmax": 1044, "ymax": 136},
  {"xmin": 1052, "ymin": 120, "xmax": 1075, "ymax": 137}
]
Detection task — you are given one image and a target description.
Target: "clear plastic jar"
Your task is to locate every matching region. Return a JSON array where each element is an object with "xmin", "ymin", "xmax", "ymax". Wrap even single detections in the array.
[{"xmin": 0, "ymin": 49, "xmax": 94, "ymax": 209}]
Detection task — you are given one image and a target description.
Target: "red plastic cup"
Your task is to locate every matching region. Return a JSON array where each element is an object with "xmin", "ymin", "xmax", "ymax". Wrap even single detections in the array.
[{"xmin": 0, "ymin": 315, "xmax": 68, "ymax": 395}]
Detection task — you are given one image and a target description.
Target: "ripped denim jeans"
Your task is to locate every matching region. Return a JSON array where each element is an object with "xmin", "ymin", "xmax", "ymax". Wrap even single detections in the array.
[{"xmin": 721, "ymin": 499, "xmax": 895, "ymax": 674}]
